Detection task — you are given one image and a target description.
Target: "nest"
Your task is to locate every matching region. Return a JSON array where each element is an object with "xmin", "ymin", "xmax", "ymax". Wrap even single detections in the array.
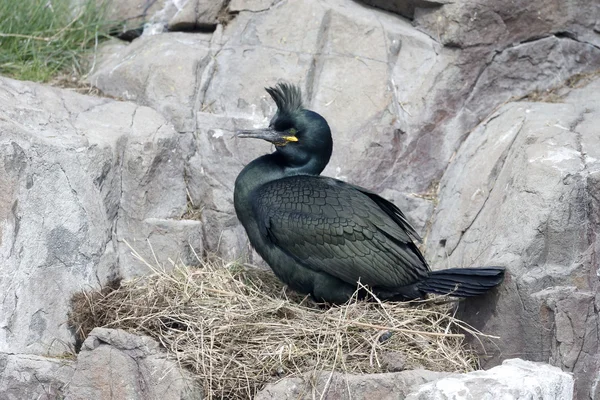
[{"xmin": 69, "ymin": 244, "xmax": 495, "ymax": 399}]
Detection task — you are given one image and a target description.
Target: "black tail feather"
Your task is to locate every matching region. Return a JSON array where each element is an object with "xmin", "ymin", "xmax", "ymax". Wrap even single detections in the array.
[{"xmin": 417, "ymin": 267, "xmax": 505, "ymax": 297}]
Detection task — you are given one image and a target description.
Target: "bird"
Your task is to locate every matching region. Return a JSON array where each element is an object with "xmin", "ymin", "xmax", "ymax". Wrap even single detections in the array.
[{"xmin": 233, "ymin": 82, "xmax": 505, "ymax": 304}]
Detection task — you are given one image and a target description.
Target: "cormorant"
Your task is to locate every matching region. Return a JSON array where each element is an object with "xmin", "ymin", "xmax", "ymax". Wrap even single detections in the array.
[{"xmin": 234, "ymin": 83, "xmax": 505, "ymax": 304}]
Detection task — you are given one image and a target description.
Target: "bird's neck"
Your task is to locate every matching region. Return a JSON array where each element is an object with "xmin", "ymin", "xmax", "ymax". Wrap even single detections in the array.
[
  {"xmin": 234, "ymin": 153, "xmax": 322, "ymax": 224},
  {"xmin": 235, "ymin": 154, "xmax": 282, "ymax": 193},
  {"xmin": 234, "ymin": 154, "xmax": 281, "ymax": 223}
]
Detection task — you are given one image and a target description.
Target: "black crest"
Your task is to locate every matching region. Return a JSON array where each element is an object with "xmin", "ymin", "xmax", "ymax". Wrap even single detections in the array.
[{"xmin": 265, "ymin": 82, "xmax": 303, "ymax": 116}]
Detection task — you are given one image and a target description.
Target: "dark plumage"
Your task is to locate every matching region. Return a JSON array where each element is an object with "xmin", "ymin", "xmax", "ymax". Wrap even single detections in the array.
[{"xmin": 234, "ymin": 83, "xmax": 505, "ymax": 304}]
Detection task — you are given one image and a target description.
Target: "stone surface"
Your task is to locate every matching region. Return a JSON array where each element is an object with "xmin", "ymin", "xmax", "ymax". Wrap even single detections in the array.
[
  {"xmin": 88, "ymin": 32, "xmax": 213, "ymax": 132},
  {"xmin": 357, "ymin": 0, "xmax": 449, "ymax": 20},
  {"xmin": 0, "ymin": 76, "xmax": 199, "ymax": 354},
  {"xmin": 413, "ymin": 0, "xmax": 600, "ymax": 49},
  {"xmin": 168, "ymin": 0, "xmax": 226, "ymax": 31},
  {"xmin": 426, "ymin": 76, "xmax": 600, "ymax": 398},
  {"xmin": 65, "ymin": 328, "xmax": 201, "ymax": 399},
  {"xmin": 255, "ymin": 369, "xmax": 448, "ymax": 400},
  {"xmin": 100, "ymin": 0, "xmax": 227, "ymax": 39},
  {"xmin": 100, "ymin": 0, "xmax": 171, "ymax": 39},
  {"xmin": 406, "ymin": 359, "xmax": 573, "ymax": 400},
  {"xmin": 229, "ymin": 0, "xmax": 276, "ymax": 13},
  {"xmin": 0, "ymin": 328, "xmax": 200, "ymax": 400},
  {"xmin": 0, "ymin": 353, "xmax": 75, "ymax": 399}
]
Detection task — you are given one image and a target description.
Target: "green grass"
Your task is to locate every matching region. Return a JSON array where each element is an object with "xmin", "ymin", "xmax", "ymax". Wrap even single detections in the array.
[{"xmin": 0, "ymin": 0, "xmax": 112, "ymax": 82}]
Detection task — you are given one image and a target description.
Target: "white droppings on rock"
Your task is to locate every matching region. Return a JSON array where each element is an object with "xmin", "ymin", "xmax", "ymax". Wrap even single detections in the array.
[
  {"xmin": 528, "ymin": 147, "xmax": 581, "ymax": 168},
  {"xmin": 406, "ymin": 359, "xmax": 574, "ymax": 400}
]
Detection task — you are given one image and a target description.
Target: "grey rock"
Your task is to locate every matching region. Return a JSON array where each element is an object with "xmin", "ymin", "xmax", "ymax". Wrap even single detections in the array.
[
  {"xmin": 387, "ymin": 37, "xmax": 600, "ymax": 197},
  {"xmin": 0, "ymin": 76, "xmax": 198, "ymax": 354},
  {"xmin": 414, "ymin": 0, "xmax": 600, "ymax": 49},
  {"xmin": 0, "ymin": 353, "xmax": 75, "ymax": 399},
  {"xmin": 188, "ymin": 112, "xmax": 265, "ymax": 261},
  {"xmin": 406, "ymin": 359, "xmax": 573, "ymax": 400},
  {"xmin": 229, "ymin": 0, "xmax": 276, "ymax": 13},
  {"xmin": 462, "ymin": 36, "xmax": 600, "ymax": 130},
  {"xmin": 356, "ymin": 0, "xmax": 449, "ymax": 20},
  {"xmin": 0, "ymin": 329, "xmax": 201, "ymax": 400},
  {"xmin": 99, "ymin": 0, "xmax": 226, "ymax": 39},
  {"xmin": 255, "ymin": 369, "xmax": 448, "ymax": 400},
  {"xmin": 379, "ymin": 189, "xmax": 434, "ymax": 237},
  {"xmin": 99, "ymin": 0, "xmax": 172, "ymax": 39},
  {"xmin": 0, "ymin": 77, "xmax": 121, "ymax": 354},
  {"xmin": 191, "ymin": 0, "xmax": 444, "ymax": 252},
  {"xmin": 427, "ymin": 76, "xmax": 600, "ymax": 398},
  {"xmin": 168, "ymin": 0, "xmax": 227, "ymax": 31},
  {"xmin": 89, "ymin": 32, "xmax": 213, "ymax": 132},
  {"xmin": 65, "ymin": 328, "xmax": 202, "ymax": 400}
]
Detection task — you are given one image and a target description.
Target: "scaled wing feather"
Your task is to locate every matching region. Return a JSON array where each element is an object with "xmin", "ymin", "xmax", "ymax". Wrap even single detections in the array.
[{"xmin": 252, "ymin": 176, "xmax": 429, "ymax": 288}]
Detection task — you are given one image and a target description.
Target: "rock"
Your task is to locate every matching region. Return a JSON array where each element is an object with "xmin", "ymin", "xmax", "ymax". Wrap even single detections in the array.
[
  {"xmin": 65, "ymin": 328, "xmax": 202, "ymax": 399},
  {"xmin": 413, "ymin": 0, "xmax": 600, "ymax": 49},
  {"xmin": 0, "ymin": 76, "xmax": 199, "ymax": 355},
  {"xmin": 99, "ymin": 0, "xmax": 171, "ymax": 40},
  {"xmin": 188, "ymin": 112, "xmax": 269, "ymax": 261},
  {"xmin": 88, "ymin": 32, "xmax": 213, "ymax": 132},
  {"xmin": 229, "ymin": 0, "xmax": 275, "ymax": 13},
  {"xmin": 356, "ymin": 0, "xmax": 449, "ymax": 20},
  {"xmin": 100, "ymin": 0, "xmax": 227, "ymax": 40},
  {"xmin": 0, "ymin": 353, "xmax": 75, "ymax": 399},
  {"xmin": 0, "ymin": 329, "xmax": 200, "ymax": 400},
  {"xmin": 461, "ymin": 37, "xmax": 600, "ymax": 128},
  {"xmin": 0, "ymin": 76, "xmax": 120, "ymax": 354},
  {"xmin": 406, "ymin": 359, "xmax": 573, "ymax": 400},
  {"xmin": 426, "ymin": 76, "xmax": 600, "ymax": 398},
  {"xmin": 168, "ymin": 0, "xmax": 227, "ymax": 32},
  {"xmin": 255, "ymin": 369, "xmax": 448, "ymax": 400}
]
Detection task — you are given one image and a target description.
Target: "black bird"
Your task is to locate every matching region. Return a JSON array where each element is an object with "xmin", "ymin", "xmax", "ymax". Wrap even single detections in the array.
[{"xmin": 234, "ymin": 83, "xmax": 505, "ymax": 304}]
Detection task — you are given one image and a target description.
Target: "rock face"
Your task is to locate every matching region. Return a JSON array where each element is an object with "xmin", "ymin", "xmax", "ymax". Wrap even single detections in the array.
[
  {"xmin": 406, "ymin": 359, "xmax": 574, "ymax": 400},
  {"xmin": 0, "ymin": 77, "xmax": 201, "ymax": 354},
  {"xmin": 0, "ymin": 353, "xmax": 75, "ymax": 399},
  {"xmin": 255, "ymin": 369, "xmax": 448, "ymax": 400},
  {"xmin": 1, "ymin": 0, "xmax": 599, "ymax": 397},
  {"xmin": 255, "ymin": 359, "xmax": 572, "ymax": 399},
  {"xmin": 100, "ymin": 0, "xmax": 227, "ymax": 39},
  {"xmin": 0, "ymin": 328, "xmax": 200, "ymax": 400},
  {"xmin": 427, "ymin": 77, "xmax": 600, "ymax": 399},
  {"xmin": 411, "ymin": 0, "xmax": 600, "ymax": 49},
  {"xmin": 66, "ymin": 328, "xmax": 201, "ymax": 399}
]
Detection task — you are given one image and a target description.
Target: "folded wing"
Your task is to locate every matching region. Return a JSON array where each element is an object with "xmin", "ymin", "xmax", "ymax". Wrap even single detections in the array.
[{"xmin": 252, "ymin": 175, "xmax": 429, "ymax": 288}]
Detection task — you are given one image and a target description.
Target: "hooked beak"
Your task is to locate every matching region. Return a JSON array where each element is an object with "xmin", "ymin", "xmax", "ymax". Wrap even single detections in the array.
[{"xmin": 236, "ymin": 128, "xmax": 298, "ymax": 146}]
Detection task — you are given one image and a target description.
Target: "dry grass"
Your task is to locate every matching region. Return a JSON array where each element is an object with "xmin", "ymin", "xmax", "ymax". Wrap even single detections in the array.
[{"xmin": 69, "ymin": 243, "xmax": 496, "ymax": 400}]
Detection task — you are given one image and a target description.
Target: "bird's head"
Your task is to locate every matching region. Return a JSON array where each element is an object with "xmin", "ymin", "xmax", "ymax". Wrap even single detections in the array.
[{"xmin": 236, "ymin": 83, "xmax": 332, "ymax": 175}]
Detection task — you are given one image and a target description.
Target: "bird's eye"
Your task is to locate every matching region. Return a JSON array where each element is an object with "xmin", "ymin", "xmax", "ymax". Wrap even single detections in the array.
[
  {"xmin": 288, "ymin": 128, "xmax": 297, "ymax": 135},
  {"xmin": 274, "ymin": 123, "xmax": 290, "ymax": 132}
]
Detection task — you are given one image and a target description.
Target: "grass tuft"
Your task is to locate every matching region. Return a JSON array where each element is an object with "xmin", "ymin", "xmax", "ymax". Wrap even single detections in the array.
[{"xmin": 0, "ymin": 0, "xmax": 112, "ymax": 82}]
